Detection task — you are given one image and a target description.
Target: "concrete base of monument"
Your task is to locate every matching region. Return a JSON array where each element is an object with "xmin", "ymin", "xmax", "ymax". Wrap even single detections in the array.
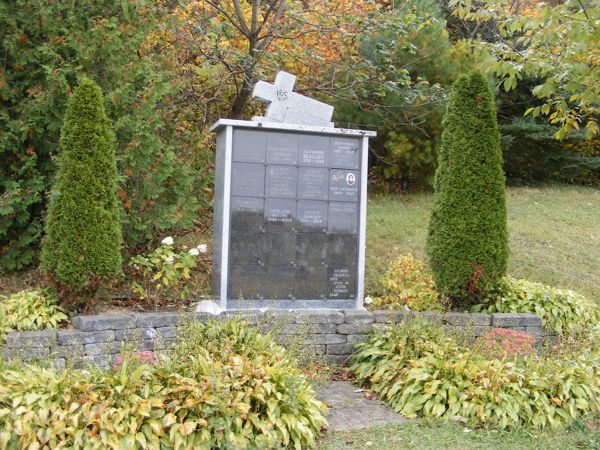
[
  {"xmin": 226, "ymin": 299, "xmax": 358, "ymax": 310},
  {"xmin": 195, "ymin": 300, "xmax": 223, "ymax": 315}
]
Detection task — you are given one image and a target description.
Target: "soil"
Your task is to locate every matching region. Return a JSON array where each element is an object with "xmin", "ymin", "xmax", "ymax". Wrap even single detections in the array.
[{"xmin": 75, "ymin": 294, "xmax": 210, "ymax": 315}]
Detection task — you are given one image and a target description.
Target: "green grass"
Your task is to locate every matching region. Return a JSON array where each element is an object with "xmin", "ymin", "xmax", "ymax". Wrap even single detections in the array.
[
  {"xmin": 365, "ymin": 185, "xmax": 600, "ymax": 302},
  {"xmin": 318, "ymin": 419, "xmax": 600, "ymax": 450}
]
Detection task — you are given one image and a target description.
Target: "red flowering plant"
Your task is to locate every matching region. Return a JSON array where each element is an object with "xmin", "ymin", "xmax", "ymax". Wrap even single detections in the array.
[
  {"xmin": 475, "ymin": 328, "xmax": 537, "ymax": 359},
  {"xmin": 112, "ymin": 351, "xmax": 162, "ymax": 371}
]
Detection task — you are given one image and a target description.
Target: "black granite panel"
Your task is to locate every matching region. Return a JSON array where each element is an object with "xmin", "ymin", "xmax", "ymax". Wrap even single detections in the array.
[
  {"xmin": 266, "ymin": 133, "xmax": 298, "ymax": 165},
  {"xmin": 262, "ymin": 232, "xmax": 296, "ymax": 266},
  {"xmin": 233, "ymin": 130, "xmax": 266, "ymax": 163},
  {"xmin": 231, "ymin": 163, "xmax": 265, "ymax": 197},
  {"xmin": 264, "ymin": 198, "xmax": 295, "ymax": 232},
  {"xmin": 298, "ymin": 167, "xmax": 329, "ymax": 200},
  {"xmin": 327, "ymin": 234, "xmax": 357, "ymax": 265},
  {"xmin": 329, "ymin": 169, "xmax": 359, "ymax": 202},
  {"xmin": 327, "ymin": 266, "xmax": 356, "ymax": 299},
  {"xmin": 296, "ymin": 233, "xmax": 328, "ymax": 267},
  {"xmin": 330, "ymin": 137, "xmax": 360, "ymax": 169},
  {"xmin": 225, "ymin": 129, "xmax": 364, "ymax": 303},
  {"xmin": 296, "ymin": 200, "xmax": 328, "ymax": 232},
  {"xmin": 265, "ymin": 165, "xmax": 297, "ymax": 198},
  {"xmin": 298, "ymin": 135, "xmax": 329, "ymax": 167},
  {"xmin": 263, "ymin": 266, "xmax": 295, "ymax": 299},
  {"xmin": 228, "ymin": 265, "xmax": 264, "ymax": 299},
  {"xmin": 230, "ymin": 232, "xmax": 262, "ymax": 266},
  {"xmin": 294, "ymin": 265, "xmax": 327, "ymax": 299},
  {"xmin": 231, "ymin": 197, "xmax": 264, "ymax": 232},
  {"xmin": 328, "ymin": 202, "xmax": 358, "ymax": 234}
]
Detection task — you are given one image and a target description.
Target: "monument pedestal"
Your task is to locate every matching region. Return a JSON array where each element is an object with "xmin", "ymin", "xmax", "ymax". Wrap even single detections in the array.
[{"xmin": 211, "ymin": 119, "xmax": 375, "ymax": 310}]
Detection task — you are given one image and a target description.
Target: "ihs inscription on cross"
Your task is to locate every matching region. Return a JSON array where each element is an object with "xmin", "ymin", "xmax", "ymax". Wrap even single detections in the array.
[{"xmin": 252, "ymin": 71, "xmax": 334, "ymax": 127}]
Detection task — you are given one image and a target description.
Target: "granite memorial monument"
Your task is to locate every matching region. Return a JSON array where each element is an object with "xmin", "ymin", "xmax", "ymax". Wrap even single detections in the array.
[{"xmin": 211, "ymin": 71, "xmax": 375, "ymax": 309}]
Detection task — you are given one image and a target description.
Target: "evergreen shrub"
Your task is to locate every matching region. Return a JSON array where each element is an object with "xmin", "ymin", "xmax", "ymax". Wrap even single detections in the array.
[
  {"xmin": 501, "ymin": 118, "xmax": 600, "ymax": 186},
  {"xmin": 41, "ymin": 79, "xmax": 122, "ymax": 289},
  {"xmin": 427, "ymin": 72, "xmax": 508, "ymax": 305}
]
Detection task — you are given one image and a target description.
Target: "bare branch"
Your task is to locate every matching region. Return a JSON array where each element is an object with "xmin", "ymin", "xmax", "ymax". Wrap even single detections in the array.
[
  {"xmin": 205, "ymin": 0, "xmax": 248, "ymax": 36},
  {"xmin": 255, "ymin": 0, "xmax": 287, "ymax": 52},
  {"xmin": 232, "ymin": 0, "xmax": 251, "ymax": 36}
]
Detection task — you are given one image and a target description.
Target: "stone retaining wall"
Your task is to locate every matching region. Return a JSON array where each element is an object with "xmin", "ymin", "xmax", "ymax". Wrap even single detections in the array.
[{"xmin": 2, "ymin": 310, "xmax": 552, "ymax": 368}]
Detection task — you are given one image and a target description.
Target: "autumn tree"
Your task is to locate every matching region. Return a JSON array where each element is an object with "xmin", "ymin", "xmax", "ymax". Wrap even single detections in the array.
[
  {"xmin": 450, "ymin": 0, "xmax": 600, "ymax": 139},
  {"xmin": 171, "ymin": 0, "xmax": 381, "ymax": 121}
]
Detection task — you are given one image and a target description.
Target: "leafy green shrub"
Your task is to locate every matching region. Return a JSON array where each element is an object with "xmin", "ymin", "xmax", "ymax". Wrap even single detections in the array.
[
  {"xmin": 129, "ymin": 237, "xmax": 206, "ymax": 309},
  {"xmin": 478, "ymin": 277, "xmax": 600, "ymax": 336},
  {"xmin": 351, "ymin": 319, "xmax": 600, "ymax": 429},
  {"xmin": 41, "ymin": 78, "xmax": 123, "ymax": 290},
  {"xmin": 427, "ymin": 72, "xmax": 508, "ymax": 305},
  {"xmin": 0, "ymin": 290, "xmax": 68, "ymax": 344},
  {"xmin": 369, "ymin": 254, "xmax": 446, "ymax": 311},
  {"xmin": 379, "ymin": 131, "xmax": 438, "ymax": 189},
  {"xmin": 0, "ymin": 319, "xmax": 326, "ymax": 449}
]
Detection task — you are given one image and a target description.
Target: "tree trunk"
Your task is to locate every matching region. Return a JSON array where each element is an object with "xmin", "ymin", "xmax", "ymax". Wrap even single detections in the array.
[{"xmin": 229, "ymin": 74, "xmax": 254, "ymax": 119}]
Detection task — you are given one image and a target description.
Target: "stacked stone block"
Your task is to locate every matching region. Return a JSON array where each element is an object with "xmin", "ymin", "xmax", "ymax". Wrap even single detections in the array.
[{"xmin": 2, "ymin": 310, "xmax": 552, "ymax": 368}]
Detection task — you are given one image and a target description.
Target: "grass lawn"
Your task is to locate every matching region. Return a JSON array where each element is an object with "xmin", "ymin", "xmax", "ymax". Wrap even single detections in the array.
[
  {"xmin": 365, "ymin": 185, "xmax": 600, "ymax": 302},
  {"xmin": 318, "ymin": 419, "xmax": 600, "ymax": 450}
]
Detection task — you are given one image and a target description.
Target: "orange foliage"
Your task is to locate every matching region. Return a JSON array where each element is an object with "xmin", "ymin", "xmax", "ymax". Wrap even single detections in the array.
[{"xmin": 172, "ymin": 0, "xmax": 381, "ymax": 92}]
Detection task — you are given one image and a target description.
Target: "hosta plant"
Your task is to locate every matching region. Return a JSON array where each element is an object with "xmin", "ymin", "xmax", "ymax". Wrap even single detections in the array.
[
  {"xmin": 477, "ymin": 277, "xmax": 600, "ymax": 336},
  {"xmin": 369, "ymin": 254, "xmax": 446, "ymax": 311},
  {"xmin": 0, "ymin": 290, "xmax": 68, "ymax": 344},
  {"xmin": 0, "ymin": 318, "xmax": 326, "ymax": 449},
  {"xmin": 351, "ymin": 319, "xmax": 600, "ymax": 430}
]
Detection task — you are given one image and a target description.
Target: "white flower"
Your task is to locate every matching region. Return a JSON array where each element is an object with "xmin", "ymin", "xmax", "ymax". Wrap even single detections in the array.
[
  {"xmin": 463, "ymin": 428, "xmax": 473, "ymax": 433},
  {"xmin": 196, "ymin": 243, "xmax": 208, "ymax": 254},
  {"xmin": 161, "ymin": 236, "xmax": 174, "ymax": 246},
  {"xmin": 188, "ymin": 248, "xmax": 200, "ymax": 256},
  {"xmin": 404, "ymin": 305, "xmax": 411, "ymax": 311},
  {"xmin": 165, "ymin": 255, "xmax": 175, "ymax": 264},
  {"xmin": 364, "ymin": 296, "xmax": 373, "ymax": 305}
]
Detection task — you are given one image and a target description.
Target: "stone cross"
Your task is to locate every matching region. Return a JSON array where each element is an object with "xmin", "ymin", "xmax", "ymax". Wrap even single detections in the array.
[{"xmin": 252, "ymin": 71, "xmax": 334, "ymax": 127}]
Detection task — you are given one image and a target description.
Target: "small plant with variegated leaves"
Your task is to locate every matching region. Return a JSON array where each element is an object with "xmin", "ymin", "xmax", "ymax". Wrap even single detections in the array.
[
  {"xmin": 0, "ymin": 289, "xmax": 68, "ymax": 344},
  {"xmin": 129, "ymin": 237, "xmax": 208, "ymax": 309},
  {"xmin": 0, "ymin": 318, "xmax": 326, "ymax": 449},
  {"xmin": 477, "ymin": 277, "xmax": 600, "ymax": 336},
  {"xmin": 351, "ymin": 319, "xmax": 600, "ymax": 430}
]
